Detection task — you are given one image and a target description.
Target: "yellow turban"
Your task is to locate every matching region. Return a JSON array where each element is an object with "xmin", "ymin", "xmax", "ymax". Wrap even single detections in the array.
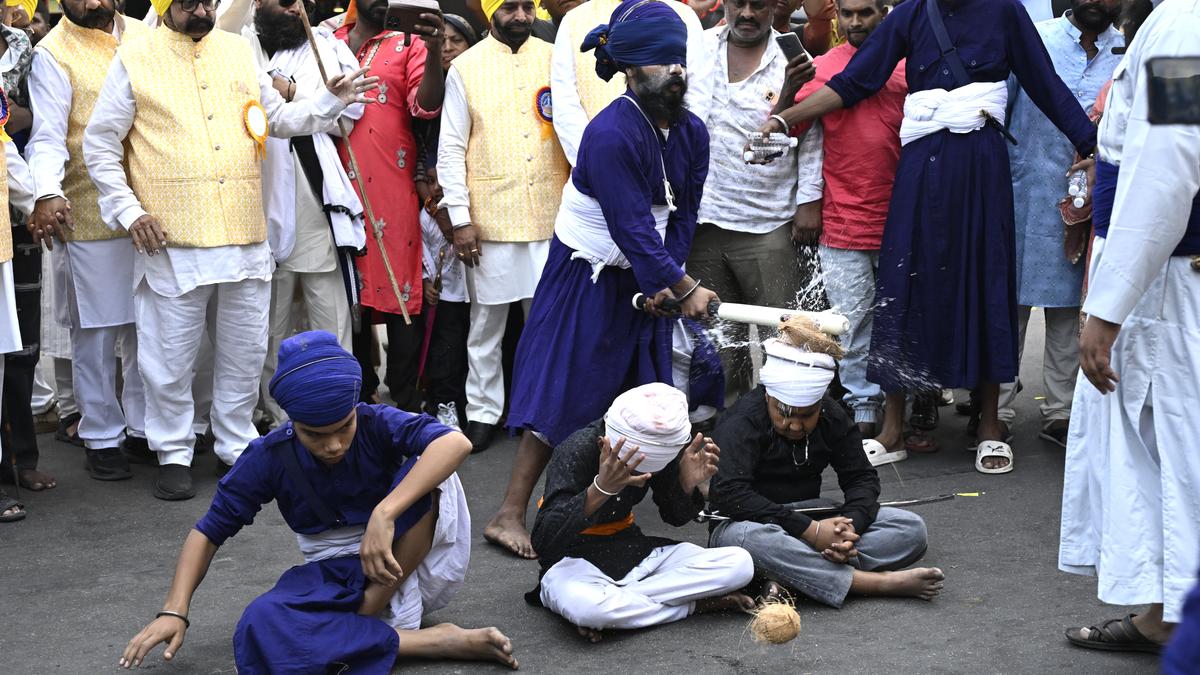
[
  {"xmin": 150, "ymin": 0, "xmax": 175, "ymax": 15},
  {"xmin": 481, "ymin": 0, "xmax": 503, "ymax": 21},
  {"xmin": 5, "ymin": 0, "xmax": 36, "ymax": 23},
  {"xmin": 482, "ymin": 0, "xmax": 552, "ymax": 22}
]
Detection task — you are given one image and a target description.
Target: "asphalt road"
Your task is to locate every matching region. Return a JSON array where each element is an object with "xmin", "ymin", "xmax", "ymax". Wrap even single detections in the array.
[{"xmin": 0, "ymin": 310, "xmax": 1162, "ymax": 674}]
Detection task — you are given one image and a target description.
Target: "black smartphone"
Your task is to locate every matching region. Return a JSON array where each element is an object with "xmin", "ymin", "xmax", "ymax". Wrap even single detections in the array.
[{"xmin": 775, "ymin": 32, "xmax": 807, "ymax": 62}]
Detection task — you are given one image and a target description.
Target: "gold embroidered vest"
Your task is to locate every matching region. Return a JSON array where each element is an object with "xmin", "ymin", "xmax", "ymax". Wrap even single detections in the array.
[
  {"xmin": 0, "ymin": 144, "xmax": 11, "ymax": 263},
  {"xmin": 38, "ymin": 15, "xmax": 149, "ymax": 242},
  {"xmin": 562, "ymin": 0, "xmax": 624, "ymax": 119},
  {"xmin": 455, "ymin": 36, "xmax": 568, "ymax": 242},
  {"xmin": 119, "ymin": 27, "xmax": 265, "ymax": 248}
]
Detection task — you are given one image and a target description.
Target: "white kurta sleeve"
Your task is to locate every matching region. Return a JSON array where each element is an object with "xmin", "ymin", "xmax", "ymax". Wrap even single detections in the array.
[
  {"xmin": 551, "ymin": 19, "xmax": 587, "ymax": 167},
  {"xmin": 26, "ymin": 49, "xmax": 72, "ymax": 201},
  {"xmin": 794, "ymin": 121, "xmax": 824, "ymax": 205},
  {"xmin": 258, "ymin": 67, "xmax": 348, "ymax": 138},
  {"xmin": 6, "ymin": 140, "xmax": 36, "ymax": 216},
  {"xmin": 435, "ymin": 67, "xmax": 473, "ymax": 228},
  {"xmin": 675, "ymin": 1, "xmax": 712, "ymax": 125},
  {"xmin": 83, "ymin": 56, "xmax": 144, "ymax": 230},
  {"xmin": 1082, "ymin": 16, "xmax": 1200, "ymax": 325}
]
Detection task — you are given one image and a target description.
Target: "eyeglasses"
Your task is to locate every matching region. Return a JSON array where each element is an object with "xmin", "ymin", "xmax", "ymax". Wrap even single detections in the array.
[
  {"xmin": 175, "ymin": 0, "xmax": 221, "ymax": 12},
  {"xmin": 278, "ymin": 0, "xmax": 316, "ymax": 8}
]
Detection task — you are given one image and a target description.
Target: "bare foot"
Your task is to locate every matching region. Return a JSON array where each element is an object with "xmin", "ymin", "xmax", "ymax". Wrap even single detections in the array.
[
  {"xmin": 415, "ymin": 623, "xmax": 519, "ymax": 669},
  {"xmin": 483, "ymin": 514, "xmax": 537, "ymax": 559},
  {"xmin": 576, "ymin": 625, "xmax": 603, "ymax": 643},
  {"xmin": 18, "ymin": 469, "xmax": 56, "ymax": 491},
  {"xmin": 871, "ymin": 567, "xmax": 945, "ymax": 600},
  {"xmin": 696, "ymin": 592, "xmax": 757, "ymax": 615}
]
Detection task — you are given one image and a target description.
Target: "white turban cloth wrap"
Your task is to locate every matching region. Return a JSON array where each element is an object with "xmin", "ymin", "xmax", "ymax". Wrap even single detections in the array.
[
  {"xmin": 604, "ymin": 383, "xmax": 693, "ymax": 474},
  {"xmin": 758, "ymin": 338, "xmax": 837, "ymax": 408}
]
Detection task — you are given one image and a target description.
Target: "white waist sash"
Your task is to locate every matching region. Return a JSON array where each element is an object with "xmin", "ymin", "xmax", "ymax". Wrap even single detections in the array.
[
  {"xmin": 899, "ymin": 80, "xmax": 1008, "ymax": 146},
  {"xmin": 554, "ymin": 180, "xmax": 671, "ymax": 282}
]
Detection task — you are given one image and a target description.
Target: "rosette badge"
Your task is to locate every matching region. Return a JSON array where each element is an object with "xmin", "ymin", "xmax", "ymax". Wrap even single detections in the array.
[{"xmin": 243, "ymin": 101, "xmax": 269, "ymax": 160}]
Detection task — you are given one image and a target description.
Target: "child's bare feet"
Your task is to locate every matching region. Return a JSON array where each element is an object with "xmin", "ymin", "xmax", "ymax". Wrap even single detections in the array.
[{"xmin": 576, "ymin": 625, "xmax": 603, "ymax": 643}]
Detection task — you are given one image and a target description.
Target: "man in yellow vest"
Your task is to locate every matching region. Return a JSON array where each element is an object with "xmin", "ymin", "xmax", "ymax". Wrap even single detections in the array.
[
  {"xmin": 550, "ymin": 0, "xmax": 710, "ymax": 166},
  {"xmin": 0, "ymin": 122, "xmax": 37, "ymax": 523},
  {"xmin": 26, "ymin": 0, "xmax": 150, "ymax": 484},
  {"xmin": 437, "ymin": 0, "xmax": 570, "ymax": 453},
  {"xmin": 83, "ymin": 0, "xmax": 378, "ymax": 501}
]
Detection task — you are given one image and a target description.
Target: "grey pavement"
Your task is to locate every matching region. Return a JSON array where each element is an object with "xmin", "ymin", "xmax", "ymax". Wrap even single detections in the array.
[{"xmin": 0, "ymin": 311, "xmax": 1163, "ymax": 674}]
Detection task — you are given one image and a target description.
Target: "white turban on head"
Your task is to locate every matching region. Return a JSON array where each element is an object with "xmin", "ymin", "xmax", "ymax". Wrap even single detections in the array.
[
  {"xmin": 758, "ymin": 338, "xmax": 837, "ymax": 408},
  {"xmin": 604, "ymin": 383, "xmax": 693, "ymax": 474}
]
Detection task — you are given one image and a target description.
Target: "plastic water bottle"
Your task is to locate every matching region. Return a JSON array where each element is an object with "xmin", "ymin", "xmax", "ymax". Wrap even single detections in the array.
[
  {"xmin": 1067, "ymin": 169, "xmax": 1088, "ymax": 208},
  {"xmin": 743, "ymin": 133, "xmax": 799, "ymax": 163}
]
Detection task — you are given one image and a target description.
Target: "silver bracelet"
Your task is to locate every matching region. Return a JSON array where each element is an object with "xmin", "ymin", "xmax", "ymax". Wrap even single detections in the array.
[
  {"xmin": 769, "ymin": 114, "xmax": 789, "ymax": 132},
  {"xmin": 813, "ymin": 521, "xmax": 821, "ymax": 546},
  {"xmin": 678, "ymin": 278, "xmax": 703, "ymax": 301},
  {"xmin": 592, "ymin": 475, "xmax": 619, "ymax": 497},
  {"xmin": 156, "ymin": 610, "xmax": 190, "ymax": 629}
]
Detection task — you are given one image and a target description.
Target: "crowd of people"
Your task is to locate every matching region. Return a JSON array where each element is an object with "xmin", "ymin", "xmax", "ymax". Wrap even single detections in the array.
[{"xmin": 0, "ymin": 0, "xmax": 1197, "ymax": 671}]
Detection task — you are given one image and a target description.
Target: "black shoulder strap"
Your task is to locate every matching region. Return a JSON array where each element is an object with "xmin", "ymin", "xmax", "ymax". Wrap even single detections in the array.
[
  {"xmin": 277, "ymin": 435, "xmax": 344, "ymax": 529},
  {"xmin": 925, "ymin": 0, "xmax": 971, "ymax": 88}
]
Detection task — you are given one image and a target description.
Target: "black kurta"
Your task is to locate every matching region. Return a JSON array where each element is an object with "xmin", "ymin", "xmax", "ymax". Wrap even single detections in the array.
[
  {"xmin": 708, "ymin": 388, "xmax": 881, "ymax": 538},
  {"xmin": 529, "ymin": 420, "xmax": 705, "ymax": 581}
]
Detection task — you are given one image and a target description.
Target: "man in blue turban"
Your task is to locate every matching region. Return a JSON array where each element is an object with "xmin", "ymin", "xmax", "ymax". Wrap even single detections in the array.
[
  {"xmin": 118, "ymin": 331, "xmax": 519, "ymax": 673},
  {"xmin": 490, "ymin": 0, "xmax": 723, "ymax": 560}
]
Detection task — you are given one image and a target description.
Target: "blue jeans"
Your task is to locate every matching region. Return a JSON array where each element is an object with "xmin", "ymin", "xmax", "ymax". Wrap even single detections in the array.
[
  {"xmin": 710, "ymin": 501, "xmax": 928, "ymax": 607},
  {"xmin": 818, "ymin": 246, "xmax": 883, "ymax": 425}
]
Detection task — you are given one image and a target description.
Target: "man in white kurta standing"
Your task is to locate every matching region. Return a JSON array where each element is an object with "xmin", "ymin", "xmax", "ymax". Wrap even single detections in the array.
[
  {"xmin": 84, "ymin": 0, "xmax": 377, "ymax": 500},
  {"xmin": 438, "ymin": 0, "xmax": 570, "ymax": 452},
  {"xmin": 1060, "ymin": 0, "xmax": 1200, "ymax": 653},
  {"xmin": 26, "ymin": 0, "xmax": 150, "ymax": 483},
  {"xmin": 238, "ymin": 0, "xmax": 368, "ymax": 427}
]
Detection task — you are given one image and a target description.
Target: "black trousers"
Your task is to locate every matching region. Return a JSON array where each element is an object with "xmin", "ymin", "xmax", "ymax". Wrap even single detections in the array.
[
  {"xmin": 423, "ymin": 300, "xmax": 469, "ymax": 421},
  {"xmin": 351, "ymin": 308, "xmax": 426, "ymax": 414},
  {"xmin": 2, "ymin": 224, "xmax": 41, "ymax": 471}
]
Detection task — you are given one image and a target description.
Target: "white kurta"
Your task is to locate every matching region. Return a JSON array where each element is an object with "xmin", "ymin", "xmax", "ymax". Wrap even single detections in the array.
[{"xmin": 1058, "ymin": 0, "xmax": 1200, "ymax": 623}]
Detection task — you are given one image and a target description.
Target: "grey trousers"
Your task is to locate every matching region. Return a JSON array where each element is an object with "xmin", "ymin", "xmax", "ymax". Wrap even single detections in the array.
[
  {"xmin": 709, "ymin": 501, "xmax": 928, "ymax": 608},
  {"xmin": 686, "ymin": 223, "xmax": 803, "ymax": 395}
]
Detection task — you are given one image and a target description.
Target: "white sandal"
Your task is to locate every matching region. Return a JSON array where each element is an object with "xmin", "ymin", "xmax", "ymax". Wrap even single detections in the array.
[
  {"xmin": 975, "ymin": 440, "xmax": 1014, "ymax": 474},
  {"xmin": 863, "ymin": 439, "xmax": 907, "ymax": 467}
]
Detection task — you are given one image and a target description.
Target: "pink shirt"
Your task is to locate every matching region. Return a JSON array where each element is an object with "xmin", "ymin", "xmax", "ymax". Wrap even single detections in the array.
[{"xmin": 796, "ymin": 43, "xmax": 906, "ymax": 251}]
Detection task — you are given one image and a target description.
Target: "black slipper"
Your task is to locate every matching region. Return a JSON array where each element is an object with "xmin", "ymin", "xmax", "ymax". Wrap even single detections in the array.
[
  {"xmin": 55, "ymin": 411, "xmax": 85, "ymax": 447},
  {"xmin": 85, "ymin": 447, "xmax": 133, "ymax": 481},
  {"xmin": 155, "ymin": 464, "xmax": 195, "ymax": 501},
  {"xmin": 1065, "ymin": 614, "xmax": 1163, "ymax": 654},
  {"xmin": 121, "ymin": 436, "xmax": 158, "ymax": 466},
  {"xmin": 0, "ymin": 491, "xmax": 25, "ymax": 522}
]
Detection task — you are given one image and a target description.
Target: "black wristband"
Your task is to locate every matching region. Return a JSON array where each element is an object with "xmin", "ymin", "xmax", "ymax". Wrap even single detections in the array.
[{"xmin": 156, "ymin": 611, "xmax": 190, "ymax": 628}]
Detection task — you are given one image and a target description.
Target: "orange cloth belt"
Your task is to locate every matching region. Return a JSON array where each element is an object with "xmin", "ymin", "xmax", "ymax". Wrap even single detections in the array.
[{"xmin": 536, "ymin": 496, "xmax": 636, "ymax": 536}]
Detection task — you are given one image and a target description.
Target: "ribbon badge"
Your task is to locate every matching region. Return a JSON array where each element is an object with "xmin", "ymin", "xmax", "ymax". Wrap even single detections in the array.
[
  {"xmin": 534, "ymin": 86, "xmax": 553, "ymax": 139},
  {"xmin": 0, "ymin": 89, "xmax": 10, "ymax": 143},
  {"xmin": 242, "ymin": 100, "xmax": 269, "ymax": 160}
]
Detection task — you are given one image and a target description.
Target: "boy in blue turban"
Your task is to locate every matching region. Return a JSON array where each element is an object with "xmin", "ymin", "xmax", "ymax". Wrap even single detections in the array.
[{"xmin": 118, "ymin": 331, "xmax": 518, "ymax": 673}]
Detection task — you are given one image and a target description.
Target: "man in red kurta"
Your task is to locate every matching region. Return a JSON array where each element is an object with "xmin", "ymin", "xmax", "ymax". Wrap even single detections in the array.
[
  {"xmin": 336, "ymin": 0, "xmax": 445, "ymax": 410},
  {"xmin": 792, "ymin": 0, "xmax": 907, "ymax": 463}
]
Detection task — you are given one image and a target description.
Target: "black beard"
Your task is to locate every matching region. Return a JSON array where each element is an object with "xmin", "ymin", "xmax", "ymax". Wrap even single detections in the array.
[
  {"xmin": 492, "ymin": 18, "xmax": 532, "ymax": 43},
  {"xmin": 634, "ymin": 73, "xmax": 688, "ymax": 123},
  {"xmin": 185, "ymin": 15, "xmax": 215, "ymax": 33},
  {"xmin": 256, "ymin": 10, "xmax": 307, "ymax": 54},
  {"xmin": 1072, "ymin": 4, "xmax": 1117, "ymax": 31},
  {"xmin": 62, "ymin": 3, "xmax": 116, "ymax": 29}
]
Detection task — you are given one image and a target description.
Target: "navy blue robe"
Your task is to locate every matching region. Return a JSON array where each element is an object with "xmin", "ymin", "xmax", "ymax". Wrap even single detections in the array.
[
  {"xmin": 194, "ymin": 404, "xmax": 453, "ymax": 675},
  {"xmin": 506, "ymin": 90, "xmax": 713, "ymax": 446},
  {"xmin": 825, "ymin": 0, "xmax": 1096, "ymax": 391}
]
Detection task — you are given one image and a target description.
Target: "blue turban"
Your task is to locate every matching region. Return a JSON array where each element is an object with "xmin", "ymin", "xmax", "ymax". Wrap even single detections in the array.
[
  {"xmin": 580, "ymin": 0, "xmax": 687, "ymax": 82},
  {"xmin": 268, "ymin": 331, "xmax": 362, "ymax": 427}
]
